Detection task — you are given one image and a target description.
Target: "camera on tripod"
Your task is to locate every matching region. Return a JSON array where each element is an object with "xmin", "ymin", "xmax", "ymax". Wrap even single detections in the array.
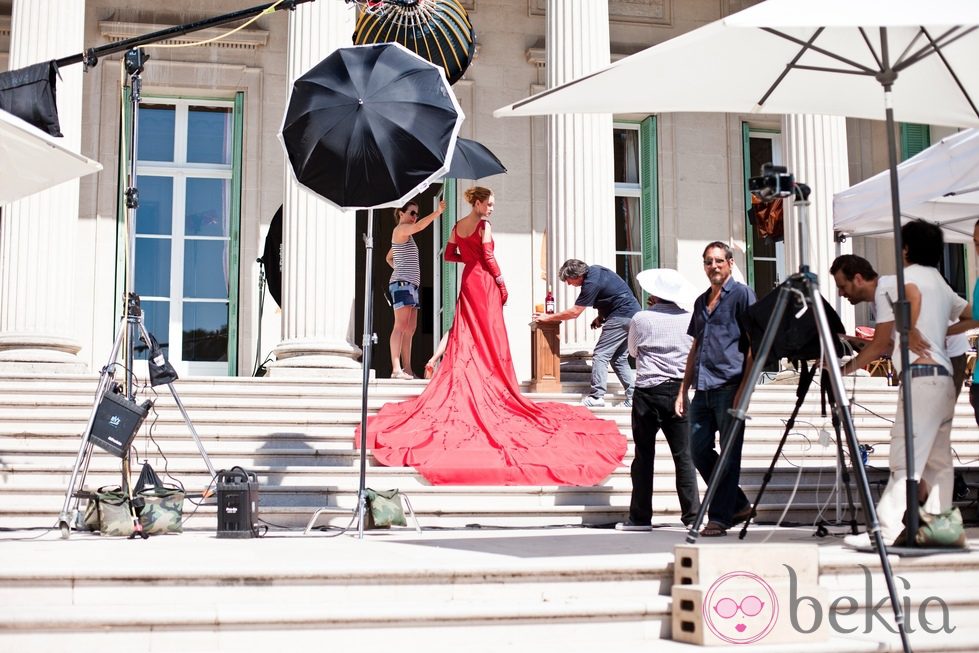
[{"xmin": 748, "ymin": 163, "xmax": 795, "ymax": 200}]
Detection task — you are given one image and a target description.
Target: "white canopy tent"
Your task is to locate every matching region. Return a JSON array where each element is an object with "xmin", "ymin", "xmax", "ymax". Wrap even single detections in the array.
[
  {"xmin": 834, "ymin": 128, "xmax": 979, "ymax": 244},
  {"xmin": 0, "ymin": 108, "xmax": 101, "ymax": 205}
]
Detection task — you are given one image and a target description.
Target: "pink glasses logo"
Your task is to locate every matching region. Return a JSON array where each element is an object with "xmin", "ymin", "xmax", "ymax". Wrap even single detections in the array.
[{"xmin": 703, "ymin": 571, "xmax": 779, "ymax": 644}]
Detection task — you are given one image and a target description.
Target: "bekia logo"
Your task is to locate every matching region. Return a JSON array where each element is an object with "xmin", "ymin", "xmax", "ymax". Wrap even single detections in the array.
[
  {"xmin": 703, "ymin": 571, "xmax": 779, "ymax": 644},
  {"xmin": 109, "ymin": 415, "xmax": 121, "ymax": 428}
]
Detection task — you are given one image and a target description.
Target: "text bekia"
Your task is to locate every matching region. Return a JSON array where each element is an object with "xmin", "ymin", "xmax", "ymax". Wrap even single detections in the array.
[{"xmin": 787, "ymin": 564, "xmax": 954, "ymax": 635}]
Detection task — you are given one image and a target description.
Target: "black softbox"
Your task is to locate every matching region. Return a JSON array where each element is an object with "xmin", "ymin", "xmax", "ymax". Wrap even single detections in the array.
[
  {"xmin": 0, "ymin": 61, "xmax": 62, "ymax": 137},
  {"xmin": 259, "ymin": 206, "xmax": 283, "ymax": 308},
  {"xmin": 740, "ymin": 286, "xmax": 846, "ymax": 366}
]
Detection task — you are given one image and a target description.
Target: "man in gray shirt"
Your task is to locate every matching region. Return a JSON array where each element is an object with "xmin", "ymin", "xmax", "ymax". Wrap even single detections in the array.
[{"xmin": 617, "ymin": 269, "xmax": 701, "ymax": 531}]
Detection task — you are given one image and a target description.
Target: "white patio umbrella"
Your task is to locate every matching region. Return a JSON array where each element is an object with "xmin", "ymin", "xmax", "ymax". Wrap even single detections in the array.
[
  {"xmin": 0, "ymin": 108, "xmax": 101, "ymax": 204},
  {"xmin": 834, "ymin": 128, "xmax": 979, "ymax": 243}
]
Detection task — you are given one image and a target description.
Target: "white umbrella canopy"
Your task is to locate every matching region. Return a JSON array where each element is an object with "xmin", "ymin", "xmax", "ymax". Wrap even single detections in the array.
[
  {"xmin": 495, "ymin": 0, "xmax": 979, "ymax": 125},
  {"xmin": 0, "ymin": 108, "xmax": 101, "ymax": 204},
  {"xmin": 834, "ymin": 128, "xmax": 979, "ymax": 243}
]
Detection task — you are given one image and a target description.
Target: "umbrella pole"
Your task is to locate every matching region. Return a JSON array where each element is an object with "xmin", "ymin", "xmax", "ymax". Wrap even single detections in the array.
[
  {"xmin": 357, "ymin": 208, "xmax": 376, "ymax": 540},
  {"xmin": 880, "ymin": 30, "xmax": 919, "ymax": 553}
]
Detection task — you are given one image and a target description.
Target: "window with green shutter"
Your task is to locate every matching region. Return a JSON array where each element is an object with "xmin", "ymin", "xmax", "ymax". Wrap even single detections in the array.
[
  {"xmin": 614, "ymin": 118, "xmax": 659, "ymax": 300},
  {"xmin": 439, "ymin": 179, "xmax": 458, "ymax": 333},
  {"xmin": 900, "ymin": 123, "xmax": 931, "ymax": 161}
]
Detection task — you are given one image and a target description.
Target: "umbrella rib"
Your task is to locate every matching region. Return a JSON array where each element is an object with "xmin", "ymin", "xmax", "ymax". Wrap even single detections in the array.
[
  {"xmin": 913, "ymin": 27, "xmax": 979, "ymax": 120},
  {"xmin": 896, "ymin": 26, "xmax": 976, "ymax": 71},
  {"xmin": 857, "ymin": 27, "xmax": 884, "ymax": 70},
  {"xmin": 761, "ymin": 27, "xmax": 877, "ymax": 75},
  {"xmin": 757, "ymin": 27, "xmax": 827, "ymax": 107}
]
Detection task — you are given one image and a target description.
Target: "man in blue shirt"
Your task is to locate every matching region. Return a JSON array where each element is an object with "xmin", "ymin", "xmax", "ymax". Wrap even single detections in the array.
[
  {"xmin": 676, "ymin": 242, "xmax": 756, "ymax": 537},
  {"xmin": 533, "ymin": 259, "xmax": 640, "ymax": 407}
]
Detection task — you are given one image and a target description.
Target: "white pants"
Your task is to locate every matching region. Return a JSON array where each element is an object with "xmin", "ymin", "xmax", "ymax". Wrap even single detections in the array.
[{"xmin": 874, "ymin": 375, "xmax": 956, "ymax": 543}]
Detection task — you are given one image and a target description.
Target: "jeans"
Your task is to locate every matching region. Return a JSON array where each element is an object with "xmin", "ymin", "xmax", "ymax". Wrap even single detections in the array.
[
  {"xmin": 590, "ymin": 316, "xmax": 635, "ymax": 400},
  {"xmin": 630, "ymin": 382, "xmax": 701, "ymax": 526},
  {"xmin": 689, "ymin": 384, "xmax": 749, "ymax": 528}
]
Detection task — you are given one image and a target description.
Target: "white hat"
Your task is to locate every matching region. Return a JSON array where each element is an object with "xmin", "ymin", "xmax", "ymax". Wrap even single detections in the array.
[{"xmin": 636, "ymin": 268, "xmax": 699, "ymax": 311}]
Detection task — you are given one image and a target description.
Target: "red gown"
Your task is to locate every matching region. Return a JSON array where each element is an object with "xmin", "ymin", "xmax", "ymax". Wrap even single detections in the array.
[{"xmin": 359, "ymin": 220, "xmax": 627, "ymax": 485}]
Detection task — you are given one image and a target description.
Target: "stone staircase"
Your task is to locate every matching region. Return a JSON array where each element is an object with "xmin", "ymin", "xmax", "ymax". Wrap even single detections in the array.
[
  {"xmin": 1, "ymin": 373, "xmax": 978, "ymax": 530},
  {"xmin": 2, "ymin": 372, "xmax": 979, "ymax": 652}
]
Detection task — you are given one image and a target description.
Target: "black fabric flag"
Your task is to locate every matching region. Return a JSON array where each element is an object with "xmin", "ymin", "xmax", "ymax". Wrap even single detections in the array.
[{"xmin": 0, "ymin": 61, "xmax": 62, "ymax": 137}]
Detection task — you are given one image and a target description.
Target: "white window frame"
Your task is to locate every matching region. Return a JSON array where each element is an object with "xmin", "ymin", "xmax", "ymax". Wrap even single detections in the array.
[{"xmin": 135, "ymin": 97, "xmax": 235, "ymax": 377}]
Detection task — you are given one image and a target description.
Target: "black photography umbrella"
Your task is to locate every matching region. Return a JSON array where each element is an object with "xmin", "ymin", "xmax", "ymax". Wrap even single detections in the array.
[
  {"xmin": 353, "ymin": 0, "xmax": 476, "ymax": 85},
  {"xmin": 282, "ymin": 42, "xmax": 463, "ymax": 209},
  {"xmin": 447, "ymin": 137, "xmax": 507, "ymax": 180},
  {"xmin": 280, "ymin": 42, "xmax": 463, "ymax": 537}
]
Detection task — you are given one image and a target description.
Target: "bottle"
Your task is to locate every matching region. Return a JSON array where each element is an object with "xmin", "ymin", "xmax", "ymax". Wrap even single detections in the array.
[{"xmin": 545, "ymin": 285, "xmax": 555, "ymax": 314}]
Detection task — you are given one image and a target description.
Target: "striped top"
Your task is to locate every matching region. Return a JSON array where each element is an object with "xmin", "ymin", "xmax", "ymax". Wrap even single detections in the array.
[{"xmin": 390, "ymin": 236, "xmax": 420, "ymax": 286}]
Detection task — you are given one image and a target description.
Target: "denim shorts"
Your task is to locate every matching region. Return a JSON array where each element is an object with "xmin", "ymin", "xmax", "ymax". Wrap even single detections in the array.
[{"xmin": 389, "ymin": 281, "xmax": 420, "ymax": 309}]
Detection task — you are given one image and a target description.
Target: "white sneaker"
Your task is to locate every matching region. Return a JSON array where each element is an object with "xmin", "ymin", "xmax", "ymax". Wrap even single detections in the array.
[
  {"xmin": 615, "ymin": 520, "xmax": 652, "ymax": 532},
  {"xmin": 581, "ymin": 396, "xmax": 605, "ymax": 407},
  {"xmin": 843, "ymin": 532, "xmax": 874, "ymax": 549}
]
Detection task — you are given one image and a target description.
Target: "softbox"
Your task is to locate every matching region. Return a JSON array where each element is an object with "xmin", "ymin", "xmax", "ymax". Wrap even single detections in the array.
[
  {"xmin": 740, "ymin": 285, "xmax": 845, "ymax": 366},
  {"xmin": 259, "ymin": 206, "xmax": 283, "ymax": 308},
  {"xmin": 0, "ymin": 61, "xmax": 62, "ymax": 137}
]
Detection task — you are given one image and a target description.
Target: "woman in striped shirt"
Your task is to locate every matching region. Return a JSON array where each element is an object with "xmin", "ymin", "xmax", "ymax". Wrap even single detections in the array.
[{"xmin": 385, "ymin": 197, "xmax": 446, "ymax": 379}]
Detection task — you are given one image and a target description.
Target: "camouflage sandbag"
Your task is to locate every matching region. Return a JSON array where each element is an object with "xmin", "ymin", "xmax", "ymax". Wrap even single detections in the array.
[
  {"xmin": 95, "ymin": 488, "xmax": 135, "ymax": 537},
  {"xmin": 916, "ymin": 506, "xmax": 966, "ymax": 548},
  {"xmin": 365, "ymin": 488, "xmax": 407, "ymax": 528},
  {"xmin": 136, "ymin": 485, "xmax": 185, "ymax": 534}
]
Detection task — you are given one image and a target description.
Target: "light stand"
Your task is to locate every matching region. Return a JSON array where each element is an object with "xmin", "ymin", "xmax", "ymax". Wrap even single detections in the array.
[
  {"xmin": 57, "ymin": 294, "xmax": 216, "ymax": 538},
  {"xmin": 685, "ymin": 179, "xmax": 912, "ymax": 652},
  {"xmin": 55, "ymin": 49, "xmax": 216, "ymax": 538},
  {"xmin": 303, "ymin": 208, "xmax": 421, "ymax": 538}
]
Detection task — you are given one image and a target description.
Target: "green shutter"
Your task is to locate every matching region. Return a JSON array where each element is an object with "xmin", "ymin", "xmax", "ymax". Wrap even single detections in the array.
[
  {"xmin": 440, "ymin": 179, "xmax": 458, "ymax": 333},
  {"xmin": 227, "ymin": 92, "xmax": 245, "ymax": 376},
  {"xmin": 741, "ymin": 122, "xmax": 755, "ymax": 287},
  {"xmin": 639, "ymin": 116, "xmax": 659, "ymax": 271},
  {"xmin": 900, "ymin": 123, "xmax": 931, "ymax": 160}
]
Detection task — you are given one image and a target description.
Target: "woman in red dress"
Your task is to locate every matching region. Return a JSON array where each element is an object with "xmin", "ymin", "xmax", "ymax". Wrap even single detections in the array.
[{"xmin": 360, "ymin": 187, "xmax": 626, "ymax": 486}]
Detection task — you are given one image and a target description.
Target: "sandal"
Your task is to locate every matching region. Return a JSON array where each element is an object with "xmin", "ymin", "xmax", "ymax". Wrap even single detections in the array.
[
  {"xmin": 392, "ymin": 370, "xmax": 414, "ymax": 380},
  {"xmin": 700, "ymin": 522, "xmax": 728, "ymax": 537}
]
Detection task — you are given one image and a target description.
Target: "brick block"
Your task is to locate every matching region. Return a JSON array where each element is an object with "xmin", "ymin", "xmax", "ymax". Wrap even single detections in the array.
[{"xmin": 673, "ymin": 543, "xmax": 819, "ymax": 587}]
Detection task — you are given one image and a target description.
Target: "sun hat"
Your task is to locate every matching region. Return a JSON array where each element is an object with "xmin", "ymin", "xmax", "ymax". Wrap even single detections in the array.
[{"xmin": 635, "ymin": 268, "xmax": 699, "ymax": 311}]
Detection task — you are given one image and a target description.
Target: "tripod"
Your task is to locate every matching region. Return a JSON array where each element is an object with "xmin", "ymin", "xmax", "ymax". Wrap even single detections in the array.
[
  {"xmin": 737, "ymin": 361, "xmax": 859, "ymax": 539},
  {"xmin": 57, "ymin": 294, "xmax": 216, "ymax": 538},
  {"xmin": 686, "ymin": 264, "xmax": 911, "ymax": 650}
]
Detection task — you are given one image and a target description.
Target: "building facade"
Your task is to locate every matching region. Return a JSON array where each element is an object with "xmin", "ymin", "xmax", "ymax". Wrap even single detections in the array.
[{"xmin": 0, "ymin": 0, "xmax": 971, "ymax": 382}]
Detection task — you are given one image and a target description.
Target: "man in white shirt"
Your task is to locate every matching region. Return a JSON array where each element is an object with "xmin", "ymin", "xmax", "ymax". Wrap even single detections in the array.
[{"xmin": 837, "ymin": 221, "xmax": 968, "ymax": 547}]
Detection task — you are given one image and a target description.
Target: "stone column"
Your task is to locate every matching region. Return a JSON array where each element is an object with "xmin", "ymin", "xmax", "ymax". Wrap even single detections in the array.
[
  {"xmin": 0, "ymin": 0, "xmax": 86, "ymax": 373},
  {"xmin": 781, "ymin": 114, "xmax": 853, "ymax": 328},
  {"xmin": 269, "ymin": 2, "xmax": 359, "ymax": 377},
  {"xmin": 546, "ymin": 0, "xmax": 615, "ymax": 355}
]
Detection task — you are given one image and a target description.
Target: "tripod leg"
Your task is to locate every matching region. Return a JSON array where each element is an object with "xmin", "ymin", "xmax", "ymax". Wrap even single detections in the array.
[
  {"xmin": 133, "ymin": 318, "xmax": 217, "ymax": 479},
  {"xmin": 831, "ymin": 411, "xmax": 860, "ymax": 534},
  {"xmin": 58, "ymin": 322, "xmax": 128, "ymax": 538},
  {"xmin": 687, "ymin": 283, "xmax": 794, "ymax": 543},
  {"xmin": 738, "ymin": 361, "xmax": 818, "ymax": 539},
  {"xmin": 807, "ymin": 277, "xmax": 912, "ymax": 653}
]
